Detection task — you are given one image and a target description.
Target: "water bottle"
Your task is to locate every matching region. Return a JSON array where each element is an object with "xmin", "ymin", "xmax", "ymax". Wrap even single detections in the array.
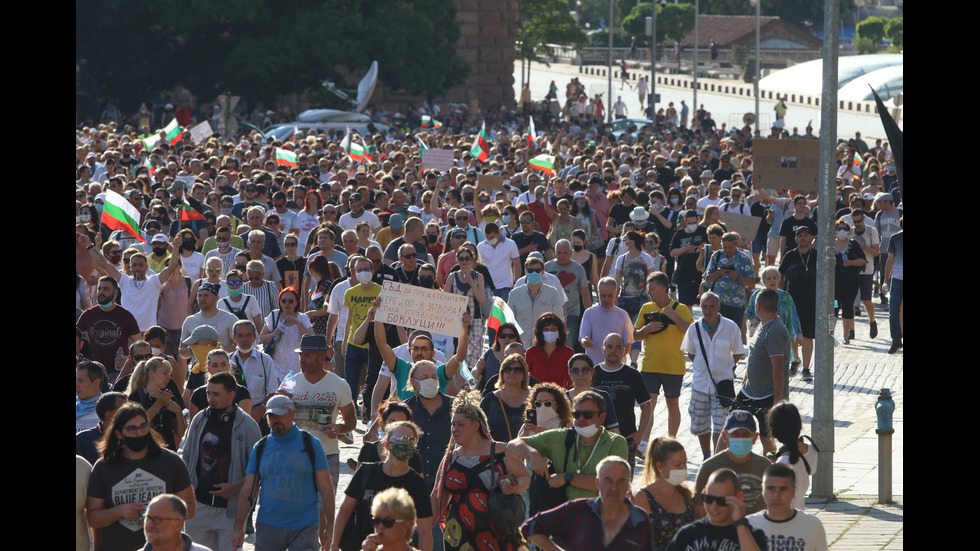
[{"xmin": 279, "ymin": 370, "xmax": 297, "ymax": 396}]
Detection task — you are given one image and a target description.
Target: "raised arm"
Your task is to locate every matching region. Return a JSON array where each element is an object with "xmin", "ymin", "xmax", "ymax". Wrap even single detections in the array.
[{"xmin": 443, "ymin": 311, "xmax": 472, "ymax": 380}]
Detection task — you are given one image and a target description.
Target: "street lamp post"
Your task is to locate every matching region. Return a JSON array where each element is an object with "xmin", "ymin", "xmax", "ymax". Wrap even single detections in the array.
[
  {"xmin": 749, "ymin": 0, "xmax": 760, "ymax": 134},
  {"xmin": 693, "ymin": 0, "xmax": 699, "ymax": 114},
  {"xmin": 608, "ymin": 0, "xmax": 614, "ymax": 123}
]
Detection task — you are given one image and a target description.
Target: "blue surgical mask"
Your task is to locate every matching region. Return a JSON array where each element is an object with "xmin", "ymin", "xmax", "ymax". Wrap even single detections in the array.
[
  {"xmin": 527, "ymin": 271, "xmax": 542, "ymax": 285},
  {"xmin": 502, "ymin": 215, "xmax": 511, "ymax": 224},
  {"xmin": 669, "ymin": 197, "xmax": 680, "ymax": 205},
  {"xmin": 727, "ymin": 437, "xmax": 754, "ymax": 458}
]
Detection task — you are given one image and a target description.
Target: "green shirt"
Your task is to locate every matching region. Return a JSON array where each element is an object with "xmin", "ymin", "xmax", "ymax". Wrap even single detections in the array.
[
  {"xmin": 392, "ymin": 357, "xmax": 451, "ymax": 401},
  {"xmin": 525, "ymin": 427, "xmax": 628, "ymax": 500}
]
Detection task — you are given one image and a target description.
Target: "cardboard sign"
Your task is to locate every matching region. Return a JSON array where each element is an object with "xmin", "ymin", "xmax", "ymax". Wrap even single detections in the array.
[
  {"xmin": 477, "ymin": 174, "xmax": 505, "ymax": 192},
  {"xmin": 717, "ymin": 210, "xmax": 763, "ymax": 241},
  {"xmin": 376, "ymin": 280, "xmax": 469, "ymax": 336},
  {"xmin": 189, "ymin": 121, "xmax": 213, "ymax": 145},
  {"xmin": 422, "ymin": 149, "xmax": 455, "ymax": 172},
  {"xmin": 753, "ymin": 139, "xmax": 820, "ymax": 192}
]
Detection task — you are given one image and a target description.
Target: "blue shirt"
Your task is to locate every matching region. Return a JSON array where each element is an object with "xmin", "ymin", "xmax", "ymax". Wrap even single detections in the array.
[
  {"xmin": 245, "ymin": 424, "xmax": 328, "ymax": 530},
  {"xmin": 705, "ymin": 249, "xmax": 755, "ymax": 308}
]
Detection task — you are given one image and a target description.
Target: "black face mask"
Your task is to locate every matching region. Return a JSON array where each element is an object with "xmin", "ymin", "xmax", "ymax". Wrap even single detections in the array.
[
  {"xmin": 123, "ymin": 434, "xmax": 151, "ymax": 452},
  {"xmin": 425, "ymin": 234, "xmax": 438, "ymax": 244},
  {"xmin": 419, "ymin": 276, "xmax": 435, "ymax": 288},
  {"xmin": 235, "ymin": 264, "xmax": 247, "ymax": 271},
  {"xmin": 152, "ymin": 247, "xmax": 168, "ymax": 256},
  {"xmin": 447, "ymin": 219, "xmax": 456, "ymax": 228},
  {"xmin": 572, "ymin": 244, "xmax": 584, "ymax": 252},
  {"xmin": 464, "ymin": 194, "xmax": 474, "ymax": 202},
  {"xmin": 181, "ymin": 239, "xmax": 195, "ymax": 251}
]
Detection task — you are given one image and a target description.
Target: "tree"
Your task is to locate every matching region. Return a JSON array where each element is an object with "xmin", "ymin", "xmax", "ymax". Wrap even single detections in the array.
[
  {"xmin": 885, "ymin": 17, "xmax": 903, "ymax": 50},
  {"xmin": 76, "ymin": 0, "xmax": 468, "ymax": 115},
  {"xmin": 856, "ymin": 16, "xmax": 888, "ymax": 48},
  {"xmin": 622, "ymin": 3, "xmax": 695, "ymax": 47},
  {"xmin": 518, "ymin": 0, "xmax": 587, "ymax": 81},
  {"xmin": 697, "ymin": 0, "xmax": 856, "ymax": 31}
]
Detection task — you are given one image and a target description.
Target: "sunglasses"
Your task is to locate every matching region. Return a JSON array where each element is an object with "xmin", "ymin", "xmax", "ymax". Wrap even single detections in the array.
[
  {"xmin": 501, "ymin": 365, "xmax": 524, "ymax": 373},
  {"xmin": 572, "ymin": 410, "xmax": 599, "ymax": 419},
  {"xmin": 568, "ymin": 365, "xmax": 593, "ymax": 374},
  {"xmin": 456, "ymin": 255, "xmax": 472, "ymax": 261},
  {"xmin": 372, "ymin": 516, "xmax": 406, "ymax": 528},
  {"xmin": 497, "ymin": 333, "xmax": 517, "ymax": 339},
  {"xmin": 702, "ymin": 494, "xmax": 730, "ymax": 507},
  {"xmin": 280, "ymin": 298, "xmax": 296, "ymax": 304},
  {"xmin": 525, "ymin": 268, "xmax": 542, "ymax": 274},
  {"xmin": 401, "ymin": 253, "xmax": 417, "ymax": 259},
  {"xmin": 226, "ymin": 279, "xmax": 243, "ymax": 286},
  {"xmin": 131, "ymin": 354, "xmax": 150, "ymax": 362},
  {"xmin": 533, "ymin": 400, "xmax": 556, "ymax": 408},
  {"xmin": 520, "ymin": 219, "xmax": 533, "ymax": 224}
]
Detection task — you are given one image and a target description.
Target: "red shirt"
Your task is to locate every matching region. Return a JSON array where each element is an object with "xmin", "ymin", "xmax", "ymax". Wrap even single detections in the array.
[
  {"xmin": 525, "ymin": 345, "xmax": 575, "ymax": 388},
  {"xmin": 526, "ymin": 201, "xmax": 550, "ymax": 234}
]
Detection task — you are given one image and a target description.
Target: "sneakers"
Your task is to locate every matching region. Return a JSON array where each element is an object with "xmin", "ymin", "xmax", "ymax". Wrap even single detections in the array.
[
  {"xmin": 789, "ymin": 360, "xmax": 800, "ymax": 376},
  {"xmin": 880, "ymin": 295, "xmax": 889, "ymax": 306},
  {"xmin": 870, "ymin": 322, "xmax": 878, "ymax": 339},
  {"xmin": 844, "ymin": 329, "xmax": 854, "ymax": 344},
  {"xmin": 338, "ymin": 432, "xmax": 354, "ymax": 445},
  {"xmin": 801, "ymin": 368, "xmax": 813, "ymax": 382}
]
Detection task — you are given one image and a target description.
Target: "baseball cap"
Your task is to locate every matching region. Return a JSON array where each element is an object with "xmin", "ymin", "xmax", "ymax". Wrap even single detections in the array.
[
  {"xmin": 265, "ymin": 395, "xmax": 295, "ymax": 415},
  {"xmin": 723, "ymin": 410, "xmax": 758, "ymax": 433}
]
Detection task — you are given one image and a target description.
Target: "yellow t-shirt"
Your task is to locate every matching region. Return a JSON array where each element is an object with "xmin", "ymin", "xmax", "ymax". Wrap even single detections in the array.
[
  {"xmin": 344, "ymin": 282, "xmax": 381, "ymax": 349},
  {"xmin": 635, "ymin": 300, "xmax": 693, "ymax": 375}
]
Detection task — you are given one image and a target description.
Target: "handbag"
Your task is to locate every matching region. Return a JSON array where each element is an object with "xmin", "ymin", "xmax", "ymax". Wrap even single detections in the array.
[
  {"xmin": 528, "ymin": 429, "xmax": 576, "ymax": 516},
  {"xmin": 487, "ymin": 442, "xmax": 526, "ymax": 543},
  {"xmin": 263, "ymin": 311, "xmax": 280, "ymax": 356},
  {"xmin": 694, "ymin": 322, "xmax": 736, "ymax": 408}
]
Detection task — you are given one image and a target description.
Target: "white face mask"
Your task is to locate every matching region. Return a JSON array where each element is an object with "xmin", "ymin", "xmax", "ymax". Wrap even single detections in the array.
[
  {"xmin": 837, "ymin": 229, "xmax": 849, "ymax": 240},
  {"xmin": 356, "ymin": 270, "xmax": 373, "ymax": 284},
  {"xmin": 543, "ymin": 331, "xmax": 559, "ymax": 343},
  {"xmin": 486, "ymin": 237, "xmax": 498, "ymax": 246},
  {"xmin": 151, "ymin": 347, "xmax": 164, "ymax": 357},
  {"xmin": 663, "ymin": 468, "xmax": 687, "ymax": 486},
  {"xmin": 574, "ymin": 423, "xmax": 600, "ymax": 438},
  {"xmin": 686, "ymin": 223, "xmax": 698, "ymax": 232},
  {"xmin": 536, "ymin": 406, "xmax": 561, "ymax": 430},
  {"xmin": 237, "ymin": 345, "xmax": 254, "ymax": 355},
  {"xmin": 417, "ymin": 378, "xmax": 439, "ymax": 399}
]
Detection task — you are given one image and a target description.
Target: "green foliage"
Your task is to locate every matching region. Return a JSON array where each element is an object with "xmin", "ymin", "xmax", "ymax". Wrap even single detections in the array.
[
  {"xmin": 76, "ymin": 0, "xmax": 468, "ymax": 113},
  {"xmin": 697, "ymin": 0, "xmax": 856, "ymax": 31},
  {"xmin": 588, "ymin": 28, "xmax": 632, "ymax": 48},
  {"xmin": 621, "ymin": 3, "xmax": 695, "ymax": 46},
  {"xmin": 885, "ymin": 17, "xmax": 903, "ymax": 50},
  {"xmin": 856, "ymin": 16, "xmax": 888, "ymax": 45},
  {"xmin": 853, "ymin": 36, "xmax": 878, "ymax": 55},
  {"xmin": 519, "ymin": 0, "xmax": 588, "ymax": 65}
]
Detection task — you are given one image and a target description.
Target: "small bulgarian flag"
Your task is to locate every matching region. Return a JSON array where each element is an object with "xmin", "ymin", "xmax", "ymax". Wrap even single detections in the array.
[
  {"xmin": 102, "ymin": 190, "xmax": 145, "ymax": 242},
  {"xmin": 527, "ymin": 116, "xmax": 536, "ymax": 150},
  {"xmin": 486, "ymin": 297, "xmax": 522, "ymax": 342},
  {"xmin": 275, "ymin": 147, "xmax": 297, "ymax": 166},
  {"xmin": 179, "ymin": 197, "xmax": 207, "ymax": 221},
  {"xmin": 340, "ymin": 129, "xmax": 366, "ymax": 162},
  {"xmin": 360, "ymin": 135, "xmax": 374, "ymax": 163},
  {"xmin": 163, "ymin": 118, "xmax": 183, "ymax": 145},
  {"xmin": 853, "ymin": 153, "xmax": 863, "ymax": 166},
  {"xmin": 469, "ymin": 122, "xmax": 489, "ymax": 162},
  {"xmin": 529, "ymin": 154, "xmax": 555, "ymax": 175},
  {"xmin": 421, "ymin": 115, "xmax": 442, "ymax": 128}
]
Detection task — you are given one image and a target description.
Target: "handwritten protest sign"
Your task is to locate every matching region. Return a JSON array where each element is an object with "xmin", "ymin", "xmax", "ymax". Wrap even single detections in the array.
[
  {"xmin": 377, "ymin": 280, "xmax": 469, "ymax": 336},
  {"xmin": 717, "ymin": 210, "xmax": 762, "ymax": 241},
  {"xmin": 189, "ymin": 121, "xmax": 213, "ymax": 145},
  {"xmin": 422, "ymin": 149, "xmax": 455, "ymax": 172},
  {"xmin": 753, "ymin": 139, "xmax": 820, "ymax": 192}
]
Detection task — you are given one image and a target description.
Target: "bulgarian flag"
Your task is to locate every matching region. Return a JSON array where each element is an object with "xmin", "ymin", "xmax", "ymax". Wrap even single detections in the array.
[
  {"xmin": 340, "ymin": 128, "xmax": 366, "ymax": 162},
  {"xmin": 469, "ymin": 122, "xmax": 489, "ymax": 162},
  {"xmin": 102, "ymin": 190, "xmax": 145, "ymax": 243},
  {"xmin": 275, "ymin": 147, "xmax": 297, "ymax": 166},
  {"xmin": 421, "ymin": 115, "xmax": 442, "ymax": 128},
  {"xmin": 162, "ymin": 118, "xmax": 183, "ymax": 145},
  {"xmin": 486, "ymin": 297, "xmax": 522, "ymax": 342},
  {"xmin": 527, "ymin": 116, "xmax": 536, "ymax": 149},
  {"xmin": 417, "ymin": 136, "xmax": 429, "ymax": 150},
  {"xmin": 853, "ymin": 153, "xmax": 863, "ymax": 166},
  {"xmin": 179, "ymin": 197, "xmax": 207, "ymax": 221},
  {"xmin": 360, "ymin": 135, "xmax": 374, "ymax": 163},
  {"xmin": 141, "ymin": 133, "xmax": 160, "ymax": 151},
  {"xmin": 529, "ymin": 154, "xmax": 555, "ymax": 175}
]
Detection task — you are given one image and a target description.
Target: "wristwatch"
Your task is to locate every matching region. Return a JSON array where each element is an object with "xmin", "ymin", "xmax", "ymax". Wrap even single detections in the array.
[
  {"xmin": 733, "ymin": 518, "xmax": 750, "ymax": 529},
  {"xmin": 564, "ymin": 472, "xmax": 574, "ymax": 484}
]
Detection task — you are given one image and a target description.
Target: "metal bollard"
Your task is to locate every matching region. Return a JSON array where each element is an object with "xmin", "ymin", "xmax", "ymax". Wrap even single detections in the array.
[{"xmin": 875, "ymin": 388, "xmax": 895, "ymax": 503}]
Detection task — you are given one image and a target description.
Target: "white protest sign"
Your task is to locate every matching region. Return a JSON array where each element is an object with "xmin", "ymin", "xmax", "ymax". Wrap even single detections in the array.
[
  {"xmin": 189, "ymin": 121, "xmax": 214, "ymax": 145},
  {"xmin": 422, "ymin": 149, "xmax": 455, "ymax": 172},
  {"xmin": 376, "ymin": 280, "xmax": 469, "ymax": 336},
  {"xmin": 177, "ymin": 175, "xmax": 196, "ymax": 188},
  {"xmin": 718, "ymin": 210, "xmax": 762, "ymax": 241}
]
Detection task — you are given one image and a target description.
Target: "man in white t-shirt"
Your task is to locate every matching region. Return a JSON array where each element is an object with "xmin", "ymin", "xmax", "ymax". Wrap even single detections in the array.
[
  {"xmin": 748, "ymin": 463, "xmax": 828, "ymax": 551},
  {"xmin": 477, "ymin": 223, "xmax": 520, "ymax": 301},
  {"xmin": 82, "ymin": 231, "xmax": 181, "ymax": 331},
  {"xmin": 338, "ymin": 192, "xmax": 380, "ymax": 233},
  {"xmin": 325, "ymin": 256, "xmax": 358, "ymax": 379},
  {"xmin": 179, "ymin": 282, "xmax": 239, "ymax": 356}
]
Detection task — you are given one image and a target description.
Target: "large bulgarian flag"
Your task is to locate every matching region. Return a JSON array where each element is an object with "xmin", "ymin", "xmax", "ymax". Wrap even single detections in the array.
[
  {"xmin": 162, "ymin": 118, "xmax": 183, "ymax": 145},
  {"xmin": 486, "ymin": 297, "xmax": 522, "ymax": 342},
  {"xmin": 141, "ymin": 133, "xmax": 160, "ymax": 151},
  {"xmin": 529, "ymin": 154, "xmax": 555, "ymax": 175},
  {"xmin": 102, "ymin": 189, "xmax": 145, "ymax": 242},
  {"xmin": 275, "ymin": 147, "xmax": 297, "ymax": 166},
  {"xmin": 527, "ymin": 116, "xmax": 536, "ymax": 150},
  {"xmin": 469, "ymin": 122, "xmax": 489, "ymax": 161}
]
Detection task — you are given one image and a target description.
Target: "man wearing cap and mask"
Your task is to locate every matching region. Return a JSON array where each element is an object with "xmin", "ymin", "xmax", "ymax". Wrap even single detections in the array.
[
  {"xmin": 83, "ymin": 231, "xmax": 183, "ymax": 332},
  {"xmin": 338, "ymin": 192, "xmax": 380, "ymax": 233},
  {"xmin": 694, "ymin": 409, "xmax": 772, "ymax": 515},
  {"xmin": 180, "ymin": 283, "xmax": 238, "ymax": 362}
]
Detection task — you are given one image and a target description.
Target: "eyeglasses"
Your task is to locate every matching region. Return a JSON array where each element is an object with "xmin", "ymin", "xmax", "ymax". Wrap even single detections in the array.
[
  {"xmin": 372, "ymin": 516, "xmax": 406, "ymax": 528},
  {"xmin": 497, "ymin": 333, "xmax": 517, "ymax": 339},
  {"xmin": 520, "ymin": 219, "xmax": 533, "ymax": 225},
  {"xmin": 122, "ymin": 422, "xmax": 150, "ymax": 436},
  {"xmin": 285, "ymin": 242, "xmax": 298, "ymax": 247},
  {"xmin": 525, "ymin": 268, "xmax": 542, "ymax": 274},
  {"xmin": 131, "ymin": 354, "xmax": 150, "ymax": 362},
  {"xmin": 533, "ymin": 400, "xmax": 556, "ymax": 408},
  {"xmin": 702, "ymin": 494, "xmax": 730, "ymax": 507},
  {"xmin": 280, "ymin": 298, "xmax": 296, "ymax": 304},
  {"xmin": 572, "ymin": 410, "xmax": 599, "ymax": 419},
  {"xmin": 226, "ymin": 279, "xmax": 243, "ymax": 286},
  {"xmin": 145, "ymin": 515, "xmax": 182, "ymax": 525},
  {"xmin": 401, "ymin": 253, "xmax": 417, "ymax": 259},
  {"xmin": 568, "ymin": 365, "xmax": 593, "ymax": 374},
  {"xmin": 501, "ymin": 365, "xmax": 524, "ymax": 373}
]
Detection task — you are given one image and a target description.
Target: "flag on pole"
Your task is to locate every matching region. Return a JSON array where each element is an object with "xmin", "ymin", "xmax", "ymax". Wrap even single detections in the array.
[
  {"xmin": 527, "ymin": 116, "xmax": 536, "ymax": 150},
  {"xmin": 179, "ymin": 197, "xmax": 207, "ymax": 221},
  {"xmin": 486, "ymin": 297, "xmax": 522, "ymax": 341},
  {"xmin": 275, "ymin": 147, "xmax": 297, "ymax": 167},
  {"xmin": 421, "ymin": 115, "xmax": 443, "ymax": 129},
  {"xmin": 417, "ymin": 136, "xmax": 429, "ymax": 150},
  {"xmin": 102, "ymin": 190, "xmax": 145, "ymax": 242},
  {"xmin": 469, "ymin": 122, "xmax": 489, "ymax": 162},
  {"xmin": 529, "ymin": 154, "xmax": 556, "ymax": 175},
  {"xmin": 163, "ymin": 118, "xmax": 182, "ymax": 145},
  {"xmin": 360, "ymin": 135, "xmax": 374, "ymax": 163},
  {"xmin": 340, "ymin": 128, "xmax": 366, "ymax": 162},
  {"xmin": 852, "ymin": 153, "xmax": 863, "ymax": 166}
]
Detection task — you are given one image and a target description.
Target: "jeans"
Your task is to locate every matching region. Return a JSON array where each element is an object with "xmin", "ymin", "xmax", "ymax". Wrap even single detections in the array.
[
  {"xmin": 344, "ymin": 344, "xmax": 370, "ymax": 406},
  {"xmin": 890, "ymin": 278, "xmax": 903, "ymax": 344}
]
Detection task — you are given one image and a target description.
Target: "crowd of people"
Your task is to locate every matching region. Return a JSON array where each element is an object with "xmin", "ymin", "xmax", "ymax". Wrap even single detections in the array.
[{"xmin": 76, "ymin": 79, "xmax": 902, "ymax": 551}]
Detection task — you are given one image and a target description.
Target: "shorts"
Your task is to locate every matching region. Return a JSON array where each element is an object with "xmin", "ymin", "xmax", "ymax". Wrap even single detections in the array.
[
  {"xmin": 752, "ymin": 237, "xmax": 766, "ymax": 255},
  {"xmin": 735, "ymin": 392, "xmax": 775, "ymax": 437},
  {"xmin": 641, "ymin": 371, "xmax": 683, "ymax": 399},
  {"xmin": 766, "ymin": 236, "xmax": 781, "ymax": 257},
  {"xmin": 858, "ymin": 274, "xmax": 874, "ymax": 301},
  {"xmin": 689, "ymin": 389, "xmax": 728, "ymax": 436}
]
